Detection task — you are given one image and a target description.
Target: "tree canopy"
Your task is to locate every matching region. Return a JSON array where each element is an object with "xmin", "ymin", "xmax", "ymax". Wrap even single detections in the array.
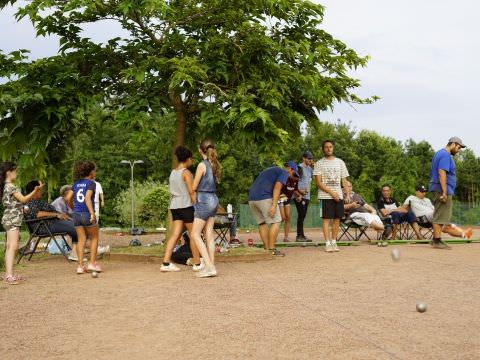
[{"xmin": 0, "ymin": 0, "xmax": 376, "ymax": 191}]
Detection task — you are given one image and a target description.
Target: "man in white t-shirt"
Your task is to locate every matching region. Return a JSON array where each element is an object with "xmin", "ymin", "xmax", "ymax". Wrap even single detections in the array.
[
  {"xmin": 402, "ymin": 184, "xmax": 434, "ymax": 222},
  {"xmin": 94, "ymin": 181, "xmax": 104, "ymax": 220},
  {"xmin": 313, "ymin": 140, "xmax": 351, "ymax": 253},
  {"xmin": 402, "ymin": 184, "xmax": 473, "ymax": 239}
]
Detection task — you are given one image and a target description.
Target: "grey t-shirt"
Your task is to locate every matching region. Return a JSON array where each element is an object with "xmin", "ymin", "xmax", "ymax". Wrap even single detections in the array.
[
  {"xmin": 51, "ymin": 196, "xmax": 73, "ymax": 215},
  {"xmin": 297, "ymin": 163, "xmax": 313, "ymax": 200},
  {"xmin": 169, "ymin": 169, "xmax": 193, "ymax": 209}
]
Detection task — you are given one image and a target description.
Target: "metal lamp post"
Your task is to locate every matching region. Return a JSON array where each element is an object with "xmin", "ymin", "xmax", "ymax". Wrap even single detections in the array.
[{"xmin": 120, "ymin": 160, "xmax": 144, "ymax": 235}]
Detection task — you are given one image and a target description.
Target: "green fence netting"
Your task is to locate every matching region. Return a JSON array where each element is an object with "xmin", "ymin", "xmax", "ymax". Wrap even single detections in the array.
[{"xmin": 237, "ymin": 202, "xmax": 480, "ymax": 229}]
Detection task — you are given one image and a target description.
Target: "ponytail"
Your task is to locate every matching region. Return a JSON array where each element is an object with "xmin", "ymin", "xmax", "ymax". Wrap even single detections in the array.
[
  {"xmin": 206, "ymin": 147, "xmax": 222, "ymax": 183},
  {"xmin": 0, "ymin": 162, "xmax": 17, "ymax": 200},
  {"xmin": 199, "ymin": 139, "xmax": 222, "ymax": 183}
]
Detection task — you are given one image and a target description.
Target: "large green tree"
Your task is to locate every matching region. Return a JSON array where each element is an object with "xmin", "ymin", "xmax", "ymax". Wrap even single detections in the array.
[{"xmin": 1, "ymin": 0, "xmax": 375, "ymax": 189}]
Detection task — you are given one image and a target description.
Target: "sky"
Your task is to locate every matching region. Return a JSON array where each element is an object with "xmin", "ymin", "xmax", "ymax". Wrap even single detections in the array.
[{"xmin": 0, "ymin": 0, "xmax": 479, "ymax": 154}]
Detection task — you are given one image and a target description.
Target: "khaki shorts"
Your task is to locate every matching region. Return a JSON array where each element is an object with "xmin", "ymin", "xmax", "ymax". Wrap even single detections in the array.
[
  {"xmin": 249, "ymin": 199, "xmax": 282, "ymax": 224},
  {"xmin": 432, "ymin": 192, "xmax": 453, "ymax": 225}
]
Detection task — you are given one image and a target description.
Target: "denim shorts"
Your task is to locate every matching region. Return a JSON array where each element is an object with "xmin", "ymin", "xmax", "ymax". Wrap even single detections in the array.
[
  {"xmin": 72, "ymin": 212, "xmax": 97, "ymax": 228},
  {"xmin": 194, "ymin": 192, "xmax": 218, "ymax": 221}
]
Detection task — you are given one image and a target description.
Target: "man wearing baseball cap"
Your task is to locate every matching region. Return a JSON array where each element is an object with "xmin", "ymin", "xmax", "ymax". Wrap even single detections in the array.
[
  {"xmin": 248, "ymin": 161, "xmax": 299, "ymax": 256},
  {"xmin": 429, "ymin": 137, "xmax": 467, "ymax": 249},
  {"xmin": 402, "ymin": 184, "xmax": 435, "ymax": 223},
  {"xmin": 403, "ymin": 183, "xmax": 472, "ymax": 240},
  {"xmin": 294, "ymin": 151, "xmax": 314, "ymax": 242}
]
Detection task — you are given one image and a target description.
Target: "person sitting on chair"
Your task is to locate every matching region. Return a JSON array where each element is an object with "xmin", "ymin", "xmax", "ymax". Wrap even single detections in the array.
[
  {"xmin": 51, "ymin": 185, "xmax": 73, "ymax": 215},
  {"xmin": 343, "ymin": 181, "xmax": 385, "ymax": 237},
  {"xmin": 216, "ymin": 204, "xmax": 241, "ymax": 247},
  {"xmin": 24, "ymin": 181, "xmax": 78, "ymax": 257},
  {"xmin": 377, "ymin": 184, "xmax": 423, "ymax": 240},
  {"xmin": 402, "ymin": 184, "xmax": 472, "ymax": 239}
]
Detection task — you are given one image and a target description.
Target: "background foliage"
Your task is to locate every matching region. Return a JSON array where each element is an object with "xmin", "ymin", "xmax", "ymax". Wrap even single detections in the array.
[
  {"xmin": 114, "ymin": 181, "xmax": 169, "ymax": 228},
  {"xmin": 55, "ymin": 119, "xmax": 480, "ymax": 227}
]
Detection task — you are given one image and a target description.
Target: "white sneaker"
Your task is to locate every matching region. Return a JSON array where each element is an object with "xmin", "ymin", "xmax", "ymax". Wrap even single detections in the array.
[
  {"xmin": 325, "ymin": 241, "xmax": 334, "ymax": 253},
  {"xmin": 331, "ymin": 241, "xmax": 340, "ymax": 252},
  {"xmin": 192, "ymin": 259, "xmax": 205, "ymax": 272},
  {"xmin": 97, "ymin": 245, "xmax": 111, "ymax": 255},
  {"xmin": 160, "ymin": 263, "xmax": 180, "ymax": 272},
  {"xmin": 68, "ymin": 254, "xmax": 87, "ymax": 262},
  {"xmin": 186, "ymin": 258, "xmax": 194, "ymax": 266},
  {"xmin": 196, "ymin": 266, "xmax": 217, "ymax": 278}
]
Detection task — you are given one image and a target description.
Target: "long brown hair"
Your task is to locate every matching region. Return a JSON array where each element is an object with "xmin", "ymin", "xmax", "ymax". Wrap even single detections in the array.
[
  {"xmin": 200, "ymin": 139, "xmax": 221, "ymax": 182},
  {"xmin": 73, "ymin": 161, "xmax": 96, "ymax": 181},
  {"xmin": 0, "ymin": 162, "xmax": 17, "ymax": 200}
]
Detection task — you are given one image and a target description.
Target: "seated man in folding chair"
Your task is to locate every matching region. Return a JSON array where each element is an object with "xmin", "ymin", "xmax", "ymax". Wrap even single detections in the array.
[
  {"xmin": 24, "ymin": 180, "xmax": 78, "ymax": 258},
  {"xmin": 342, "ymin": 181, "xmax": 385, "ymax": 240},
  {"xmin": 377, "ymin": 184, "xmax": 423, "ymax": 241},
  {"xmin": 402, "ymin": 184, "xmax": 472, "ymax": 240}
]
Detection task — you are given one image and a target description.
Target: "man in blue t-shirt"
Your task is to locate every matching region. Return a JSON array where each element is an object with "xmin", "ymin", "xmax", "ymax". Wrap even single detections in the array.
[
  {"xmin": 248, "ymin": 162, "xmax": 298, "ymax": 256},
  {"xmin": 429, "ymin": 136, "xmax": 466, "ymax": 249}
]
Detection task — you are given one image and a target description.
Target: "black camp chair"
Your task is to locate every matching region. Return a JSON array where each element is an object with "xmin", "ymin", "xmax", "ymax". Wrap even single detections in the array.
[
  {"xmin": 17, "ymin": 216, "xmax": 71, "ymax": 263},
  {"xmin": 337, "ymin": 215, "xmax": 371, "ymax": 242}
]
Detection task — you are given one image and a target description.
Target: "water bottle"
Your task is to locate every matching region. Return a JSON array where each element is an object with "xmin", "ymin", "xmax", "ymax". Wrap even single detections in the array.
[{"xmin": 227, "ymin": 203, "xmax": 233, "ymax": 219}]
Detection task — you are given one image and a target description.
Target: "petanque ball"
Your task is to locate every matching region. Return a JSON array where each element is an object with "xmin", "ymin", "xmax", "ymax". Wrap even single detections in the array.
[
  {"xmin": 416, "ymin": 301, "xmax": 427, "ymax": 313},
  {"xmin": 91, "ymin": 271, "xmax": 98, "ymax": 278},
  {"xmin": 391, "ymin": 248, "xmax": 401, "ymax": 262}
]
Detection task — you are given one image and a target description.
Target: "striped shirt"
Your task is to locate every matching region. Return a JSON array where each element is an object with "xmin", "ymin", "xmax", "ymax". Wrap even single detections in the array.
[{"xmin": 313, "ymin": 157, "xmax": 349, "ymax": 200}]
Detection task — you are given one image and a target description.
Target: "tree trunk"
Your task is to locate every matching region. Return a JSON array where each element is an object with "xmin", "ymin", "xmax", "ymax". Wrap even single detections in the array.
[
  {"xmin": 167, "ymin": 91, "xmax": 188, "ymax": 240},
  {"xmin": 171, "ymin": 91, "xmax": 187, "ymax": 168}
]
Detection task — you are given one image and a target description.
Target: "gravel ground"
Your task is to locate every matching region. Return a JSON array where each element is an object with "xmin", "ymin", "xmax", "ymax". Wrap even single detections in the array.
[{"xmin": 1, "ymin": 241, "xmax": 480, "ymax": 360}]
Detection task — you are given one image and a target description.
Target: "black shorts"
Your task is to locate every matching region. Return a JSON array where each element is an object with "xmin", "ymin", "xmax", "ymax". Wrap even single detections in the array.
[
  {"xmin": 322, "ymin": 199, "xmax": 344, "ymax": 219},
  {"xmin": 170, "ymin": 207, "xmax": 194, "ymax": 223}
]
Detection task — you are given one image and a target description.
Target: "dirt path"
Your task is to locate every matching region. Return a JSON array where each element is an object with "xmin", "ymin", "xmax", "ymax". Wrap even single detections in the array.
[{"xmin": 2, "ymin": 242, "xmax": 480, "ymax": 359}]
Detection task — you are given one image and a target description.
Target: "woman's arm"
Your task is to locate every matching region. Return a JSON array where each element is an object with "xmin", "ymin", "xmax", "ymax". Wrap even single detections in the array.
[
  {"xmin": 12, "ymin": 182, "xmax": 43, "ymax": 204},
  {"xmin": 183, "ymin": 170, "xmax": 196, "ymax": 203},
  {"xmin": 85, "ymin": 189, "xmax": 96, "ymax": 222},
  {"xmin": 37, "ymin": 210, "xmax": 70, "ymax": 220}
]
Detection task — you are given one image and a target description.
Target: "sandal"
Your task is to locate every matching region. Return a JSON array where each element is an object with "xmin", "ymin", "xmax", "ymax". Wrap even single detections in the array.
[{"xmin": 4, "ymin": 275, "xmax": 20, "ymax": 285}]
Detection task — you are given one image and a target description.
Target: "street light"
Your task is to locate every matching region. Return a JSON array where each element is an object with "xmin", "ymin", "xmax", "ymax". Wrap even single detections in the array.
[{"xmin": 120, "ymin": 160, "xmax": 144, "ymax": 236}]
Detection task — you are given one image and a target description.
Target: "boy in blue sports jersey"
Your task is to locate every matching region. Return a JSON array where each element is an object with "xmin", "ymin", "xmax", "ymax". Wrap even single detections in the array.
[{"xmin": 66, "ymin": 161, "xmax": 102, "ymax": 274}]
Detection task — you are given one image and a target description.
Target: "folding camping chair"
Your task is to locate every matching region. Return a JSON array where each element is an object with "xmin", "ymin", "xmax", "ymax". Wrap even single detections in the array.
[
  {"xmin": 396, "ymin": 222, "xmax": 415, "ymax": 240},
  {"xmin": 417, "ymin": 215, "xmax": 433, "ymax": 240},
  {"xmin": 17, "ymin": 216, "xmax": 71, "ymax": 263},
  {"xmin": 337, "ymin": 216, "xmax": 371, "ymax": 242},
  {"xmin": 374, "ymin": 205, "xmax": 414, "ymax": 240},
  {"xmin": 213, "ymin": 213, "xmax": 237, "ymax": 248}
]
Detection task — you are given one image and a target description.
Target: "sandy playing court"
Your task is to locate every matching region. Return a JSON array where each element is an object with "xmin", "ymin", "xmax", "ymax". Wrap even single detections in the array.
[{"xmin": 1, "ymin": 243, "xmax": 480, "ymax": 359}]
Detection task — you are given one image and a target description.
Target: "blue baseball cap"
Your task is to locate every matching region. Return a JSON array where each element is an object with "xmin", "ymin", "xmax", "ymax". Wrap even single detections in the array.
[
  {"xmin": 303, "ymin": 151, "xmax": 314, "ymax": 159},
  {"xmin": 284, "ymin": 161, "xmax": 299, "ymax": 177}
]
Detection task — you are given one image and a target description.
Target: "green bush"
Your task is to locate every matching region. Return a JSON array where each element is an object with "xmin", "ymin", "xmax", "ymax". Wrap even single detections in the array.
[
  {"xmin": 139, "ymin": 186, "xmax": 170, "ymax": 228},
  {"xmin": 114, "ymin": 181, "xmax": 170, "ymax": 228}
]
